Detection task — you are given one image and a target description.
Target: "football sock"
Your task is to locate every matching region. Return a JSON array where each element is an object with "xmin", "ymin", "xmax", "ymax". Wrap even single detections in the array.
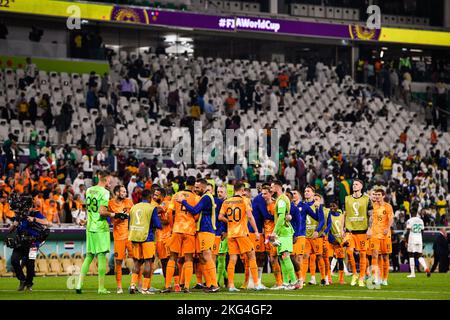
[
  {"xmin": 76, "ymin": 253, "xmax": 93, "ymax": 290},
  {"xmin": 138, "ymin": 265, "xmax": 143, "ymax": 287},
  {"xmin": 418, "ymin": 257, "xmax": 428, "ymax": 271},
  {"xmin": 243, "ymin": 256, "xmax": 249, "ymax": 286},
  {"xmin": 339, "ymin": 270, "xmax": 344, "ymax": 282},
  {"xmin": 330, "ymin": 257, "xmax": 337, "ymax": 273},
  {"xmin": 227, "ymin": 259, "xmax": 237, "ymax": 288},
  {"xmin": 409, "ymin": 257, "xmax": 415, "ymax": 276},
  {"xmin": 280, "ymin": 256, "xmax": 296, "ymax": 284},
  {"xmin": 115, "ymin": 262, "xmax": 122, "ymax": 288},
  {"xmin": 131, "ymin": 273, "xmax": 139, "ymax": 287},
  {"xmin": 366, "ymin": 257, "xmax": 370, "ymax": 276},
  {"xmin": 301, "ymin": 257, "xmax": 309, "ymax": 281},
  {"xmin": 272, "ymin": 259, "xmax": 283, "ymax": 286},
  {"xmin": 183, "ymin": 261, "xmax": 194, "ymax": 289},
  {"xmin": 97, "ymin": 253, "xmax": 107, "ymax": 291},
  {"xmin": 217, "ymin": 255, "xmax": 226, "ymax": 285},
  {"xmin": 383, "ymin": 256, "xmax": 389, "ymax": 280},
  {"xmin": 249, "ymin": 258, "xmax": 259, "ymax": 285},
  {"xmin": 347, "ymin": 250, "xmax": 356, "ymax": 274},
  {"xmin": 161, "ymin": 258, "xmax": 168, "ymax": 279},
  {"xmin": 180, "ymin": 263, "xmax": 185, "ymax": 285},
  {"xmin": 142, "ymin": 278, "xmax": 151, "ymax": 290},
  {"xmin": 378, "ymin": 256, "xmax": 384, "ymax": 280},
  {"xmin": 165, "ymin": 260, "xmax": 176, "ymax": 288},
  {"xmin": 317, "ymin": 256, "xmax": 326, "ymax": 280},
  {"xmin": 371, "ymin": 255, "xmax": 378, "ymax": 279},
  {"xmin": 310, "ymin": 254, "xmax": 316, "ymax": 276},
  {"xmin": 205, "ymin": 259, "xmax": 218, "ymax": 287},
  {"xmin": 359, "ymin": 251, "xmax": 367, "ymax": 279},
  {"xmin": 258, "ymin": 267, "xmax": 264, "ymax": 285},
  {"xmin": 195, "ymin": 263, "xmax": 203, "ymax": 284},
  {"xmin": 324, "ymin": 256, "xmax": 331, "ymax": 279}
]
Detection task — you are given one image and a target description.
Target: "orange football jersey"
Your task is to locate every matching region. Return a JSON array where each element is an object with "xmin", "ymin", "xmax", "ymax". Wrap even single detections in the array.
[
  {"xmin": 371, "ymin": 202, "xmax": 393, "ymax": 239},
  {"xmin": 109, "ymin": 198, "xmax": 134, "ymax": 241},
  {"xmin": 169, "ymin": 189, "xmax": 200, "ymax": 235},
  {"xmin": 220, "ymin": 195, "xmax": 251, "ymax": 238}
]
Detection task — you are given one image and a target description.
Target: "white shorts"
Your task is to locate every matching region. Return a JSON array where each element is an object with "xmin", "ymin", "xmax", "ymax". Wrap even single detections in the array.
[{"xmin": 407, "ymin": 242, "xmax": 423, "ymax": 254}]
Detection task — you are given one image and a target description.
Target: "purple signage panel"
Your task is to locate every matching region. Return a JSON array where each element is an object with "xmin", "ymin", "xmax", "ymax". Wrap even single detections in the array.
[{"xmin": 110, "ymin": 6, "xmax": 381, "ymax": 41}]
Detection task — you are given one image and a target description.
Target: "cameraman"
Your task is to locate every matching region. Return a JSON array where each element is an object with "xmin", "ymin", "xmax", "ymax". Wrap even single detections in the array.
[{"xmin": 8, "ymin": 210, "xmax": 48, "ymax": 291}]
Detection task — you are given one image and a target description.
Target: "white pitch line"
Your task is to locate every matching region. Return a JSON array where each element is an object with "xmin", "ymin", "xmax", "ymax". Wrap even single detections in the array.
[{"xmin": 222, "ymin": 293, "xmax": 420, "ymax": 300}]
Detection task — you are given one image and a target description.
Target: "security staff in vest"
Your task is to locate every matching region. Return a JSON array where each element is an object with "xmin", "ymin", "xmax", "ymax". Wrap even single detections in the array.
[{"xmin": 6, "ymin": 194, "xmax": 49, "ymax": 291}]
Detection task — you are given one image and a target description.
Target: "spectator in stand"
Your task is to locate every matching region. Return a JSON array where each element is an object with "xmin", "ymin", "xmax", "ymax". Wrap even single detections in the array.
[
  {"xmin": 120, "ymin": 75, "xmax": 134, "ymax": 99},
  {"xmin": 16, "ymin": 92, "xmax": 29, "ymax": 124},
  {"xmin": 436, "ymin": 195, "xmax": 448, "ymax": 226},
  {"xmin": 224, "ymin": 92, "xmax": 236, "ymax": 117},
  {"xmin": 55, "ymin": 96, "xmax": 73, "ymax": 146},
  {"xmin": 94, "ymin": 116, "xmax": 104, "ymax": 151},
  {"xmin": 381, "ymin": 152, "xmax": 393, "ymax": 182},
  {"xmin": 430, "ymin": 128, "xmax": 438, "ymax": 146},
  {"xmin": 81, "ymin": 151, "xmax": 94, "ymax": 180},
  {"xmin": 102, "ymin": 111, "xmax": 115, "ymax": 147},
  {"xmin": 400, "ymin": 129, "xmax": 408, "ymax": 146},
  {"xmin": 24, "ymin": 57, "xmax": 37, "ymax": 86},
  {"xmin": 86, "ymin": 86, "xmax": 99, "ymax": 112},
  {"xmin": 283, "ymin": 163, "xmax": 296, "ymax": 188},
  {"xmin": 402, "ymin": 71, "xmax": 412, "ymax": 107}
]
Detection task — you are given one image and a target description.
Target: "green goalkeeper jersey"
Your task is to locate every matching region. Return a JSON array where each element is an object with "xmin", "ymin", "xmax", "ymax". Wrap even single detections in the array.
[{"xmin": 85, "ymin": 185, "xmax": 110, "ymax": 233}]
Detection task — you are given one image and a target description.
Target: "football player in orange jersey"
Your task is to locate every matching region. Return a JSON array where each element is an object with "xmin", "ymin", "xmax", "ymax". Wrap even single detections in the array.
[
  {"xmin": 261, "ymin": 186, "xmax": 283, "ymax": 289},
  {"xmin": 178, "ymin": 179, "xmax": 219, "ymax": 293},
  {"xmin": 152, "ymin": 187, "xmax": 175, "ymax": 291},
  {"xmin": 161, "ymin": 176, "xmax": 200, "ymax": 293},
  {"xmin": 218, "ymin": 182, "xmax": 263, "ymax": 292},
  {"xmin": 108, "ymin": 185, "xmax": 134, "ymax": 294},
  {"xmin": 368, "ymin": 189, "xmax": 394, "ymax": 286}
]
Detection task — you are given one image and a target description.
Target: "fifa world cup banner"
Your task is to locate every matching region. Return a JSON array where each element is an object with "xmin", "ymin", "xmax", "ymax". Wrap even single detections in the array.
[{"xmin": 1, "ymin": 0, "xmax": 450, "ymax": 47}]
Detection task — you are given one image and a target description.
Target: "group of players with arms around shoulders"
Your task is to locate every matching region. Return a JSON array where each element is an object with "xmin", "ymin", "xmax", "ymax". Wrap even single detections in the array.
[{"xmin": 73, "ymin": 170, "xmax": 430, "ymax": 295}]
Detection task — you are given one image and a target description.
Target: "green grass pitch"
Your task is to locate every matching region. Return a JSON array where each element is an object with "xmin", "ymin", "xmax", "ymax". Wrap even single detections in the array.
[{"xmin": 0, "ymin": 273, "xmax": 449, "ymax": 300}]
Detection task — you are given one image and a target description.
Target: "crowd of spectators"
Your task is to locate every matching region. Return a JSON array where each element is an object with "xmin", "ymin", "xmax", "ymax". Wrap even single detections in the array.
[{"xmin": 1, "ymin": 51, "xmax": 449, "ymax": 230}]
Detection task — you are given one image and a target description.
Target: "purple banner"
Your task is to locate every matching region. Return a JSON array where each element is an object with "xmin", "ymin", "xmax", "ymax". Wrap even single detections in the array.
[{"xmin": 110, "ymin": 6, "xmax": 381, "ymax": 41}]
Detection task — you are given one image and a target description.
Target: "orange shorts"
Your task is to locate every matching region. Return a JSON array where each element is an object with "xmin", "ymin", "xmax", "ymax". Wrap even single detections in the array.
[
  {"xmin": 212, "ymin": 236, "xmax": 221, "ymax": 255},
  {"xmin": 347, "ymin": 233, "xmax": 368, "ymax": 252},
  {"xmin": 132, "ymin": 241, "xmax": 156, "ymax": 260},
  {"xmin": 168, "ymin": 232, "xmax": 196, "ymax": 255},
  {"xmin": 228, "ymin": 236, "xmax": 254, "ymax": 255},
  {"xmin": 293, "ymin": 236, "xmax": 306, "ymax": 255},
  {"xmin": 156, "ymin": 239, "xmax": 170, "ymax": 260},
  {"xmin": 114, "ymin": 239, "xmax": 133, "ymax": 260},
  {"xmin": 332, "ymin": 244, "xmax": 345, "ymax": 259},
  {"xmin": 195, "ymin": 232, "xmax": 216, "ymax": 253},
  {"xmin": 265, "ymin": 241, "xmax": 278, "ymax": 257},
  {"xmin": 323, "ymin": 239, "xmax": 334, "ymax": 258},
  {"xmin": 305, "ymin": 237, "xmax": 323, "ymax": 255},
  {"xmin": 369, "ymin": 237, "xmax": 392, "ymax": 254},
  {"xmin": 249, "ymin": 233, "xmax": 265, "ymax": 253}
]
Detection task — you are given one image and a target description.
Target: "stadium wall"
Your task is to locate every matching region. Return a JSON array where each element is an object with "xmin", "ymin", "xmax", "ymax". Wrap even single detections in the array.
[{"xmin": 0, "ymin": 55, "xmax": 110, "ymax": 74}]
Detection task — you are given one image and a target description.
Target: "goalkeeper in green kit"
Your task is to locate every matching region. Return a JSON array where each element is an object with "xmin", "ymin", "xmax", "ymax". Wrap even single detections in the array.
[
  {"xmin": 76, "ymin": 170, "xmax": 115, "ymax": 294},
  {"xmin": 271, "ymin": 181, "xmax": 300, "ymax": 290}
]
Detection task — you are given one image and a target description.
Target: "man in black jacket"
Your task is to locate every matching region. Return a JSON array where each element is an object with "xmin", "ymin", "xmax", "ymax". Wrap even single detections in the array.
[{"xmin": 431, "ymin": 228, "xmax": 449, "ymax": 273}]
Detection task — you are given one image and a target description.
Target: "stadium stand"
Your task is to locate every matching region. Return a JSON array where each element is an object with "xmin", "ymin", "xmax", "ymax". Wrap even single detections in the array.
[{"xmin": 0, "ymin": 49, "xmax": 449, "ymax": 230}]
